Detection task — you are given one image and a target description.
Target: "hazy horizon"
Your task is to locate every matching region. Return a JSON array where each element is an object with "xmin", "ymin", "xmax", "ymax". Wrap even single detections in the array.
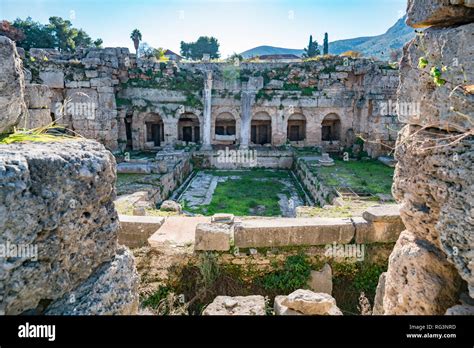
[{"xmin": 1, "ymin": 0, "xmax": 407, "ymax": 57}]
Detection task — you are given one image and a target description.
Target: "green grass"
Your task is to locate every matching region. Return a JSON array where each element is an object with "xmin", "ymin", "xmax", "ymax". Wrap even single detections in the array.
[
  {"xmin": 314, "ymin": 159, "xmax": 394, "ymax": 195},
  {"xmin": 186, "ymin": 170, "xmax": 296, "ymax": 216}
]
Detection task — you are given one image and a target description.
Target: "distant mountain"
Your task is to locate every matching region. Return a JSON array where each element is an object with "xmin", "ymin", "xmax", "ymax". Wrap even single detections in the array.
[
  {"xmin": 240, "ymin": 46, "xmax": 304, "ymax": 59},
  {"xmin": 329, "ymin": 15, "xmax": 415, "ymax": 59},
  {"xmin": 240, "ymin": 16, "xmax": 415, "ymax": 61}
]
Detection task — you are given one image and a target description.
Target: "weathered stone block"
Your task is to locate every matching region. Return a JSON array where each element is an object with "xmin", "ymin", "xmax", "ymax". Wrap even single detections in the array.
[
  {"xmin": 202, "ymin": 295, "xmax": 266, "ymax": 315},
  {"xmin": 274, "ymin": 295, "xmax": 302, "ymax": 315},
  {"xmin": 0, "ymin": 140, "xmax": 125, "ymax": 315},
  {"xmin": 282, "ymin": 289, "xmax": 342, "ymax": 315},
  {"xmin": 44, "ymin": 246, "xmax": 139, "ymax": 315},
  {"xmin": 195, "ymin": 223, "xmax": 232, "ymax": 251},
  {"xmin": 0, "ymin": 36, "xmax": 25, "ymax": 133},
  {"xmin": 39, "ymin": 70, "xmax": 64, "ymax": 88},
  {"xmin": 372, "ymin": 272, "xmax": 386, "ymax": 315},
  {"xmin": 234, "ymin": 218, "xmax": 355, "ymax": 248},
  {"xmin": 362, "ymin": 205, "xmax": 401, "ymax": 223},
  {"xmin": 383, "ymin": 231, "xmax": 462, "ymax": 315},
  {"xmin": 406, "ymin": 0, "xmax": 474, "ymax": 27},
  {"xmin": 307, "ymin": 264, "xmax": 333, "ymax": 295},
  {"xmin": 24, "ymin": 84, "xmax": 51, "ymax": 109},
  {"xmin": 17, "ymin": 109, "xmax": 53, "ymax": 129},
  {"xmin": 211, "ymin": 213, "xmax": 234, "ymax": 224},
  {"xmin": 118, "ymin": 215, "xmax": 165, "ymax": 248}
]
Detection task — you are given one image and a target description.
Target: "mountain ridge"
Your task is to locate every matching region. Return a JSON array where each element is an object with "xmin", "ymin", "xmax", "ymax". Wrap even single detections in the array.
[{"xmin": 240, "ymin": 16, "xmax": 415, "ymax": 61}]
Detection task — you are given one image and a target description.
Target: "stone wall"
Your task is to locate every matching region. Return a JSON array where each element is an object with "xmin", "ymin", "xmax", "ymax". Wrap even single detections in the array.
[
  {"xmin": 0, "ymin": 140, "xmax": 139, "ymax": 315},
  {"xmin": 18, "ymin": 45, "xmax": 402, "ymax": 157},
  {"xmin": 293, "ymin": 158, "xmax": 336, "ymax": 206},
  {"xmin": 379, "ymin": 0, "xmax": 474, "ymax": 315}
]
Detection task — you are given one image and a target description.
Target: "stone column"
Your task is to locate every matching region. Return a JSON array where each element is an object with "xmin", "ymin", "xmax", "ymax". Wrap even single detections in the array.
[
  {"xmin": 201, "ymin": 70, "xmax": 213, "ymax": 150},
  {"xmin": 240, "ymin": 90, "xmax": 254, "ymax": 149}
]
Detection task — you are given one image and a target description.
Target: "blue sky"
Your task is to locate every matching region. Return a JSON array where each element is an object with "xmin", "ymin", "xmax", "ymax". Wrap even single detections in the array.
[{"xmin": 1, "ymin": 0, "xmax": 407, "ymax": 57}]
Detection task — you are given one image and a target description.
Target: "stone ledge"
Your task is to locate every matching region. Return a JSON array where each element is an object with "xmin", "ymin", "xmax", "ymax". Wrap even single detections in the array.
[
  {"xmin": 118, "ymin": 215, "xmax": 165, "ymax": 248},
  {"xmin": 234, "ymin": 218, "xmax": 355, "ymax": 248},
  {"xmin": 195, "ymin": 223, "xmax": 232, "ymax": 251},
  {"xmin": 362, "ymin": 204, "xmax": 401, "ymax": 223}
]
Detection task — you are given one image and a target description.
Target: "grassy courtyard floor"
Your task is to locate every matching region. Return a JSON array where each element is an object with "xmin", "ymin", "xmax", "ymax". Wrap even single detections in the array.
[
  {"xmin": 183, "ymin": 169, "xmax": 304, "ymax": 217},
  {"xmin": 312, "ymin": 159, "xmax": 395, "ymax": 196}
]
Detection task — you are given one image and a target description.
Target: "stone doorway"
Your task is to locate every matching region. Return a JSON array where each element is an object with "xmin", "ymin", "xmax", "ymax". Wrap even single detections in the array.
[
  {"xmin": 321, "ymin": 113, "xmax": 341, "ymax": 142},
  {"xmin": 143, "ymin": 113, "xmax": 164, "ymax": 148},
  {"xmin": 251, "ymin": 112, "xmax": 272, "ymax": 145},
  {"xmin": 178, "ymin": 113, "xmax": 201, "ymax": 144},
  {"xmin": 287, "ymin": 114, "xmax": 306, "ymax": 142}
]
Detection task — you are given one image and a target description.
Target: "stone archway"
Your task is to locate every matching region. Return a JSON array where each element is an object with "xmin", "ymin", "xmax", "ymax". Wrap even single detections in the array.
[
  {"xmin": 251, "ymin": 112, "xmax": 272, "ymax": 145},
  {"xmin": 144, "ymin": 113, "xmax": 164, "ymax": 147},
  {"xmin": 321, "ymin": 113, "xmax": 341, "ymax": 142},
  {"xmin": 178, "ymin": 113, "xmax": 201, "ymax": 143},
  {"xmin": 287, "ymin": 113, "xmax": 306, "ymax": 142},
  {"xmin": 214, "ymin": 112, "xmax": 237, "ymax": 144}
]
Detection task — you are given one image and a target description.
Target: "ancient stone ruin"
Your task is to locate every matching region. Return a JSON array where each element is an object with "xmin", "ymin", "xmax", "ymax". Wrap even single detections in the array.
[{"xmin": 0, "ymin": 0, "xmax": 472, "ymax": 318}]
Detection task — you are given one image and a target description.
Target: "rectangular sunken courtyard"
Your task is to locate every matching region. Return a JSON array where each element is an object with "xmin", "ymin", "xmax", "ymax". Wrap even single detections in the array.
[{"xmin": 179, "ymin": 169, "xmax": 306, "ymax": 217}]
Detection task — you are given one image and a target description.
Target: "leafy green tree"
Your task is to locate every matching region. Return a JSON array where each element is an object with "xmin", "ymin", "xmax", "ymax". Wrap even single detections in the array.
[
  {"xmin": 12, "ymin": 16, "xmax": 102, "ymax": 52},
  {"xmin": 180, "ymin": 36, "xmax": 220, "ymax": 60},
  {"xmin": 303, "ymin": 35, "xmax": 320, "ymax": 58},
  {"xmin": 130, "ymin": 29, "xmax": 142, "ymax": 56},
  {"xmin": 12, "ymin": 17, "xmax": 54, "ymax": 50},
  {"xmin": 323, "ymin": 32, "xmax": 329, "ymax": 55}
]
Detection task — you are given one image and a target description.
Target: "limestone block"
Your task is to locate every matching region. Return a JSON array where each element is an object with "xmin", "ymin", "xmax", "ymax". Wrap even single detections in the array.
[
  {"xmin": 211, "ymin": 213, "xmax": 234, "ymax": 224},
  {"xmin": 195, "ymin": 223, "xmax": 231, "ymax": 251},
  {"xmin": 382, "ymin": 231, "xmax": 462, "ymax": 315},
  {"xmin": 372, "ymin": 272, "xmax": 386, "ymax": 315},
  {"xmin": 0, "ymin": 36, "xmax": 25, "ymax": 133},
  {"xmin": 17, "ymin": 109, "xmax": 53, "ymax": 129},
  {"xmin": 39, "ymin": 70, "xmax": 64, "ymax": 88},
  {"xmin": 274, "ymin": 295, "xmax": 303, "ymax": 315},
  {"xmin": 116, "ymin": 162, "xmax": 151, "ymax": 174},
  {"xmin": 0, "ymin": 140, "xmax": 120, "ymax": 315},
  {"xmin": 24, "ymin": 84, "xmax": 52, "ymax": 109},
  {"xmin": 118, "ymin": 215, "xmax": 165, "ymax": 248},
  {"xmin": 362, "ymin": 205, "xmax": 401, "ymax": 223},
  {"xmin": 44, "ymin": 246, "xmax": 139, "ymax": 315},
  {"xmin": 90, "ymin": 77, "xmax": 113, "ymax": 88},
  {"xmin": 202, "ymin": 295, "xmax": 266, "ymax": 315},
  {"xmin": 85, "ymin": 70, "xmax": 99, "ymax": 78},
  {"xmin": 398, "ymin": 23, "xmax": 474, "ymax": 132},
  {"xmin": 406, "ymin": 0, "xmax": 474, "ymax": 27},
  {"xmin": 282, "ymin": 290, "xmax": 342, "ymax": 315},
  {"xmin": 160, "ymin": 200, "xmax": 182, "ymax": 212},
  {"xmin": 234, "ymin": 218, "xmax": 355, "ymax": 248},
  {"xmin": 307, "ymin": 264, "xmax": 333, "ymax": 295}
]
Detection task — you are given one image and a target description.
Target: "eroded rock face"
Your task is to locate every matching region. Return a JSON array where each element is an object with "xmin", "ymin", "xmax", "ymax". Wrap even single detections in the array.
[
  {"xmin": 383, "ymin": 231, "xmax": 462, "ymax": 315},
  {"xmin": 397, "ymin": 23, "xmax": 474, "ymax": 131},
  {"xmin": 0, "ymin": 140, "xmax": 138, "ymax": 315},
  {"xmin": 44, "ymin": 246, "xmax": 139, "ymax": 315},
  {"xmin": 0, "ymin": 36, "xmax": 26, "ymax": 133},
  {"xmin": 406, "ymin": 0, "xmax": 474, "ymax": 28},
  {"xmin": 393, "ymin": 126, "xmax": 474, "ymax": 295}
]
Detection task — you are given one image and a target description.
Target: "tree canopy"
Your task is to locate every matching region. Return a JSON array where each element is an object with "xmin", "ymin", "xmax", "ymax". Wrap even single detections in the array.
[
  {"xmin": 303, "ymin": 35, "xmax": 320, "ymax": 58},
  {"xmin": 7, "ymin": 17, "xmax": 102, "ymax": 52},
  {"xmin": 180, "ymin": 36, "xmax": 220, "ymax": 60}
]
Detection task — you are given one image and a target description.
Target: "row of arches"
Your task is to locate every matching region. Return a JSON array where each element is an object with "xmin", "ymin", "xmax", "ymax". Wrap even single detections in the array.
[{"xmin": 140, "ymin": 112, "xmax": 341, "ymax": 147}]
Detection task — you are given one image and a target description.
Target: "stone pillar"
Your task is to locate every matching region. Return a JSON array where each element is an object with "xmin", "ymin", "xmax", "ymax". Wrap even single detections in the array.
[
  {"xmin": 240, "ymin": 90, "xmax": 254, "ymax": 149},
  {"xmin": 201, "ymin": 70, "xmax": 213, "ymax": 150}
]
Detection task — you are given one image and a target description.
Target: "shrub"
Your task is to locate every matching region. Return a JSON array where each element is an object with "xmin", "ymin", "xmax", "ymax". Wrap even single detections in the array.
[{"xmin": 261, "ymin": 254, "xmax": 311, "ymax": 293}]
